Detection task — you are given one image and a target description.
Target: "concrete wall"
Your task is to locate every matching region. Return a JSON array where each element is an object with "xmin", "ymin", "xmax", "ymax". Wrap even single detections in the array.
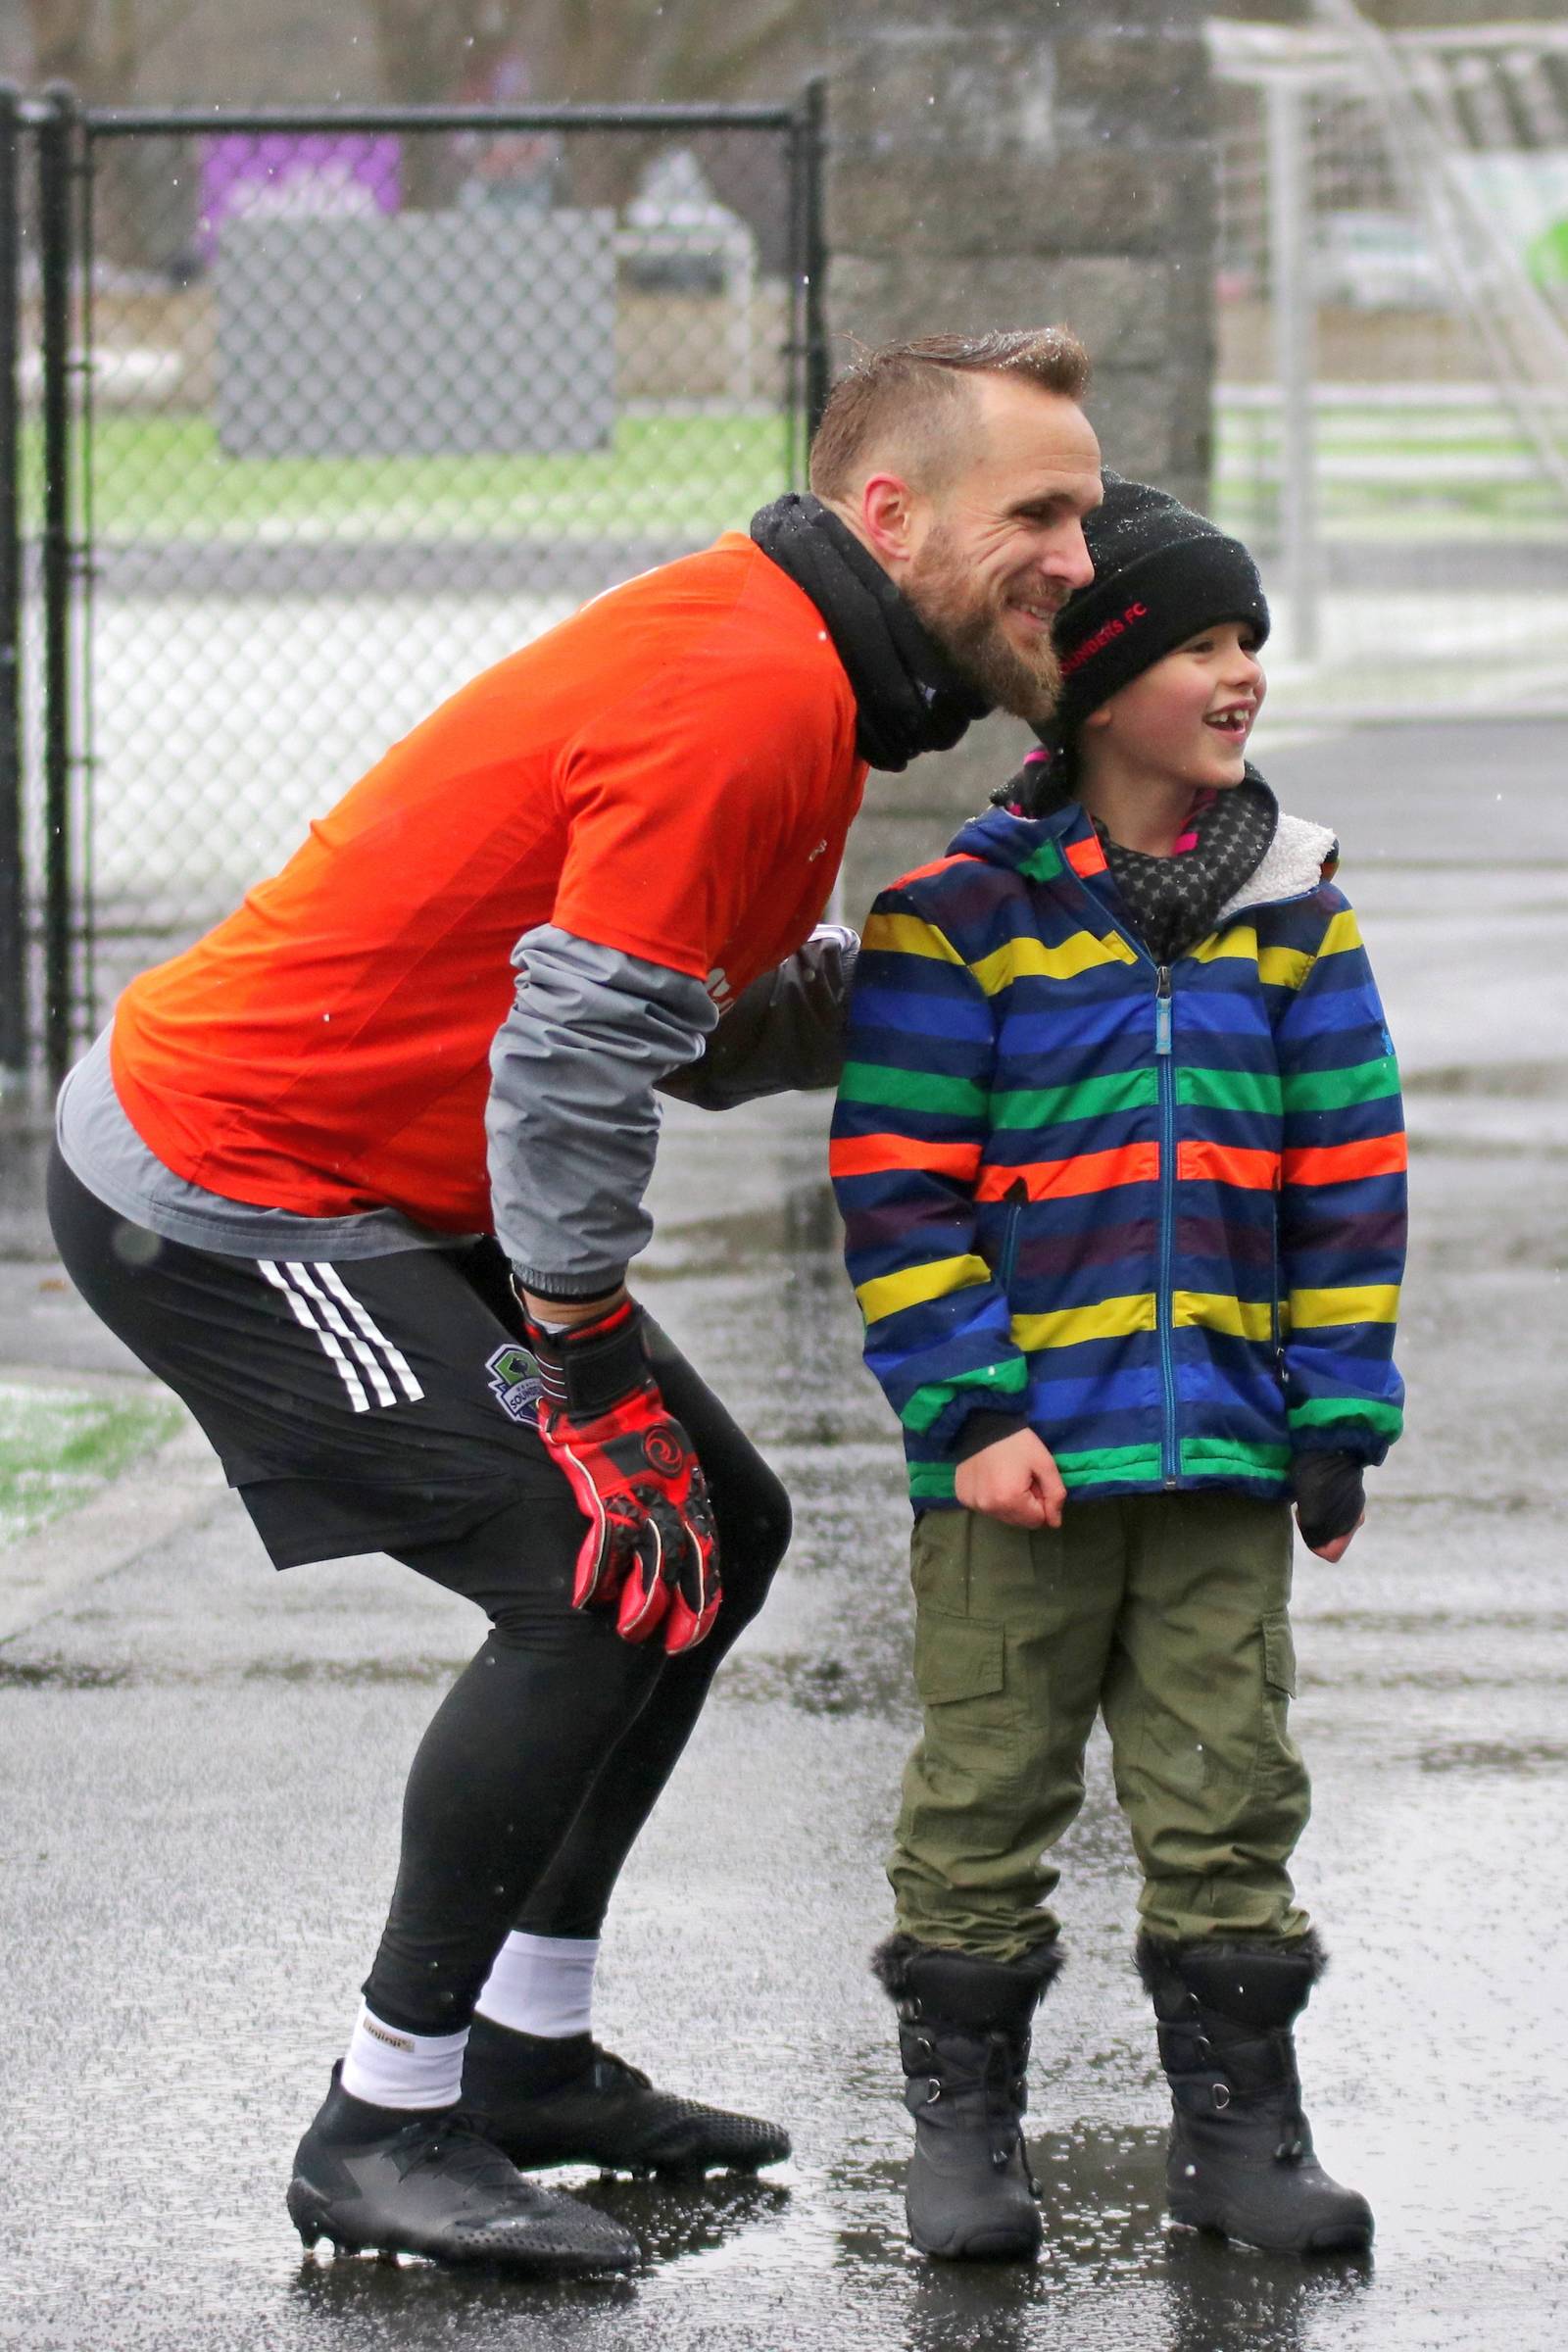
[
  {"xmin": 0, "ymin": 0, "xmax": 25, "ymax": 81},
  {"xmin": 825, "ymin": 0, "xmax": 1216, "ymax": 916}
]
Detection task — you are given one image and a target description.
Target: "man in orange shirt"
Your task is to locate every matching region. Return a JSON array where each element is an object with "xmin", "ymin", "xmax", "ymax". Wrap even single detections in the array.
[{"xmin": 49, "ymin": 330, "xmax": 1102, "ymax": 2272}]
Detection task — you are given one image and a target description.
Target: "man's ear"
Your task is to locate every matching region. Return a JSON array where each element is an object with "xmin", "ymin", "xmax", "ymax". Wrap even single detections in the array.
[
  {"xmin": 858, "ymin": 472, "xmax": 920, "ymax": 567},
  {"xmin": 1080, "ymin": 705, "xmax": 1111, "ymax": 733}
]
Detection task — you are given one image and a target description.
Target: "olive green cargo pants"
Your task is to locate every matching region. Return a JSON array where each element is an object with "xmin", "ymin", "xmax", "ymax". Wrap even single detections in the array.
[{"xmin": 891, "ymin": 1493, "xmax": 1311, "ymax": 1959}]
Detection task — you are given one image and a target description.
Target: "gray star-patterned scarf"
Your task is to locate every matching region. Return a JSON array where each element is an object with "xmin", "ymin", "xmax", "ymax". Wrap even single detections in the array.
[{"xmin": 997, "ymin": 757, "xmax": 1279, "ymax": 962}]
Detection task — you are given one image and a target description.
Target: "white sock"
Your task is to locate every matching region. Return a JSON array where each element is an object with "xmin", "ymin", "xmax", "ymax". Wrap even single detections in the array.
[
  {"xmin": 339, "ymin": 2003, "xmax": 468, "ymax": 2111},
  {"xmin": 474, "ymin": 1932, "xmax": 601, "ymax": 2039}
]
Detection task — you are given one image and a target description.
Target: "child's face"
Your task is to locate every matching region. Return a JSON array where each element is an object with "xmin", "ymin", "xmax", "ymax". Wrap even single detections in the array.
[{"xmin": 1083, "ymin": 622, "xmax": 1265, "ymax": 792}]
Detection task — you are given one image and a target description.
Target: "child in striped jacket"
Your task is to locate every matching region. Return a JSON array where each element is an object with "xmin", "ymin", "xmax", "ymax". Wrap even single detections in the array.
[{"xmin": 833, "ymin": 476, "xmax": 1404, "ymax": 2266}]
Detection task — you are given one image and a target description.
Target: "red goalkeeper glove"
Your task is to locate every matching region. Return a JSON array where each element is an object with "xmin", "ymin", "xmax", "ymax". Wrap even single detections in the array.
[{"xmin": 522, "ymin": 1298, "xmax": 720, "ymax": 1654}]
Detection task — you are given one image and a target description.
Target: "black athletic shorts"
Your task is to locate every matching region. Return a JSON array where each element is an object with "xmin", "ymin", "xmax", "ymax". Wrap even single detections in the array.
[{"xmin": 47, "ymin": 1148, "xmax": 578, "ymax": 1569}]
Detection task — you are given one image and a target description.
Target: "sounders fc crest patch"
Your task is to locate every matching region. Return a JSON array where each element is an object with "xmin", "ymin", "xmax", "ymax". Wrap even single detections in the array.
[{"xmin": 485, "ymin": 1343, "xmax": 543, "ymax": 1424}]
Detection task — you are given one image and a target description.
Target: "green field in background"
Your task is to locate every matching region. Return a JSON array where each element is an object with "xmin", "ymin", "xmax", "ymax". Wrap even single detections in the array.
[
  {"xmin": 0, "ymin": 1383, "xmax": 185, "ymax": 1545},
  {"xmin": 1212, "ymin": 399, "xmax": 1563, "ymax": 537},
  {"xmin": 67, "ymin": 411, "xmax": 793, "ymax": 541},
  {"xmin": 23, "ymin": 399, "xmax": 1562, "ymax": 545}
]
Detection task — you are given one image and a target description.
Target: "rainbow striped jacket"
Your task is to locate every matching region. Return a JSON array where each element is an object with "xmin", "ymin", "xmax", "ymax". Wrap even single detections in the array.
[{"xmin": 830, "ymin": 796, "xmax": 1406, "ymax": 1508}]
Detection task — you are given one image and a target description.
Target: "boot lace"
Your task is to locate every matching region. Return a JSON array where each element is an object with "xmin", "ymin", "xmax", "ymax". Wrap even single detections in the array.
[
  {"xmin": 909, "ymin": 2025, "xmax": 1028, "ymax": 2167},
  {"xmin": 587, "ymin": 2044, "xmax": 654, "ymax": 2093},
  {"xmin": 393, "ymin": 2110, "xmax": 530, "ymax": 2193},
  {"xmin": 1169, "ymin": 2000, "xmax": 1311, "ymax": 2164}
]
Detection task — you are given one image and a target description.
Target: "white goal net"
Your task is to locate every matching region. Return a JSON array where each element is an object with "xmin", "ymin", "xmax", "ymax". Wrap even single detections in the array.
[{"xmin": 1208, "ymin": 8, "xmax": 1568, "ymax": 718}]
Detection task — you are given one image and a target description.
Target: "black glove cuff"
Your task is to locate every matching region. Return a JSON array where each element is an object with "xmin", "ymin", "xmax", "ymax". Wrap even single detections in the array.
[
  {"xmin": 954, "ymin": 1411, "xmax": 1033, "ymax": 1463},
  {"xmin": 1291, "ymin": 1449, "xmax": 1365, "ymax": 1547},
  {"xmin": 514, "ymin": 1263, "xmax": 630, "ymax": 1303},
  {"xmin": 527, "ymin": 1300, "xmax": 651, "ymax": 1420}
]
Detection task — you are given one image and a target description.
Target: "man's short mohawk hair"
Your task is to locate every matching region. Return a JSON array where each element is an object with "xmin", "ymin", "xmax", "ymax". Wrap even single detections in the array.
[{"xmin": 808, "ymin": 326, "xmax": 1091, "ymax": 502}]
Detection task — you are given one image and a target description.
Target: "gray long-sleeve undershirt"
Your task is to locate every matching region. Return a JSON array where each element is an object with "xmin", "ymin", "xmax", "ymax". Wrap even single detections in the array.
[
  {"xmin": 58, "ymin": 925, "xmax": 858, "ymax": 1283},
  {"xmin": 490, "ymin": 922, "xmax": 858, "ymax": 1298},
  {"xmin": 487, "ymin": 925, "xmax": 717, "ymax": 1300}
]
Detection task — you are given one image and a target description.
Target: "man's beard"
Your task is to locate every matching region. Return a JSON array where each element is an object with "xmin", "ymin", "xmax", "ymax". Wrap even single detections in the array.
[{"xmin": 903, "ymin": 525, "xmax": 1064, "ymax": 724}]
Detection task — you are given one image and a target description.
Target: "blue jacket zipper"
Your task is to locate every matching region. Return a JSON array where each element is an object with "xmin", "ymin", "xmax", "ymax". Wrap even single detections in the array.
[
  {"xmin": 997, "ymin": 1175, "xmax": 1028, "ymax": 1297},
  {"xmin": 1056, "ymin": 856, "xmax": 1181, "ymax": 1489},
  {"xmin": 1043, "ymin": 832, "xmax": 1335, "ymax": 1491},
  {"xmin": 1270, "ymin": 1159, "xmax": 1287, "ymax": 1387},
  {"xmin": 1154, "ymin": 962, "xmax": 1179, "ymax": 1487}
]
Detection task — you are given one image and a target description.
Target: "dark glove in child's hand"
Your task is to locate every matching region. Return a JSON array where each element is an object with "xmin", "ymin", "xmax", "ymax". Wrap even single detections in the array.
[{"xmin": 1291, "ymin": 1450, "xmax": 1365, "ymax": 1551}]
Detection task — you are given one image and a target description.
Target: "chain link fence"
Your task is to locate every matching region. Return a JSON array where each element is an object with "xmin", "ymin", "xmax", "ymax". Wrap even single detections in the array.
[
  {"xmin": 0, "ymin": 91, "xmax": 826, "ymax": 1087},
  {"xmin": 1207, "ymin": 12, "xmax": 1568, "ymax": 722},
  {"xmin": 15, "ymin": 38, "xmax": 1565, "ymax": 1087}
]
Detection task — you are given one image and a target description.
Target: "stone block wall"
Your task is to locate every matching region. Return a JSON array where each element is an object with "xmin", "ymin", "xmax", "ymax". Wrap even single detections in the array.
[{"xmin": 824, "ymin": 0, "xmax": 1216, "ymax": 906}]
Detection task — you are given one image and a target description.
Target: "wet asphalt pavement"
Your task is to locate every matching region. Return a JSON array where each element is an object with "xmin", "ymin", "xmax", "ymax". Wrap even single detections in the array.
[{"xmin": 3, "ymin": 718, "xmax": 1566, "ymax": 2350}]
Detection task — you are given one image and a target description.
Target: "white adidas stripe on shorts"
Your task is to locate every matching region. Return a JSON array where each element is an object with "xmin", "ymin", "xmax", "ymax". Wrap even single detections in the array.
[{"xmin": 257, "ymin": 1258, "xmax": 425, "ymax": 1415}]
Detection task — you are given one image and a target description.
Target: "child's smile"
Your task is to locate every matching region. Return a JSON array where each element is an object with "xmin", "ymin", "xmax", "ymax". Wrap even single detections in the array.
[
  {"xmin": 1203, "ymin": 698, "xmax": 1256, "ymax": 744},
  {"xmin": 1085, "ymin": 621, "xmax": 1266, "ymax": 798}
]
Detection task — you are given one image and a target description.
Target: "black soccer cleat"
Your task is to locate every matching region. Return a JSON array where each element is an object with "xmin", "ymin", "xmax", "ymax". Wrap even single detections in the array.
[
  {"xmin": 464, "ymin": 2016, "xmax": 792, "ymax": 2179},
  {"xmin": 286, "ymin": 2069, "xmax": 639, "ymax": 2272}
]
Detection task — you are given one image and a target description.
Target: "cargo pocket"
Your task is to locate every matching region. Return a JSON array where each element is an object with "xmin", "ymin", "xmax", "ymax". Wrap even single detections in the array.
[{"xmin": 912, "ymin": 1604, "xmax": 1019, "ymax": 1782}]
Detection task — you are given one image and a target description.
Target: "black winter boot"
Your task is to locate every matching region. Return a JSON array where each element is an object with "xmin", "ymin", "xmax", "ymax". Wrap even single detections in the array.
[
  {"xmin": 876, "ymin": 1935, "xmax": 1061, "ymax": 2262},
  {"xmin": 1139, "ymin": 1934, "xmax": 1374, "ymax": 2255},
  {"xmin": 286, "ymin": 2066, "xmax": 639, "ymax": 2271},
  {"xmin": 462, "ymin": 2015, "xmax": 791, "ymax": 2178}
]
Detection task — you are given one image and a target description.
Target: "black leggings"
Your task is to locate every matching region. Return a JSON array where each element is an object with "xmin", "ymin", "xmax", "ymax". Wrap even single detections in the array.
[
  {"xmin": 369, "ymin": 1328, "xmax": 791, "ymax": 2034},
  {"xmin": 45, "ymin": 1147, "xmax": 790, "ymax": 2039}
]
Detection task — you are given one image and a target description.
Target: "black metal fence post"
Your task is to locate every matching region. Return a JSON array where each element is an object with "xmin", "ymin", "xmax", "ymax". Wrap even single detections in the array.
[
  {"xmin": 38, "ymin": 83, "xmax": 77, "ymax": 1090},
  {"xmin": 785, "ymin": 76, "xmax": 830, "ymax": 483},
  {"xmin": 0, "ymin": 85, "xmax": 24, "ymax": 1084},
  {"xmin": 39, "ymin": 100, "xmax": 812, "ymax": 1039},
  {"xmin": 800, "ymin": 77, "xmax": 830, "ymax": 442}
]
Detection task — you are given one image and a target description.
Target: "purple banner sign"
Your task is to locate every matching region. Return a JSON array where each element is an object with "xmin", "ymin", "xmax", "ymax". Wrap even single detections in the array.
[{"xmin": 198, "ymin": 135, "xmax": 402, "ymax": 261}]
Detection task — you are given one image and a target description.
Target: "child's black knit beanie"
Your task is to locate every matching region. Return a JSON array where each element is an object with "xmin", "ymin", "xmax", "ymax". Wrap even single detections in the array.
[{"xmin": 1049, "ymin": 472, "xmax": 1271, "ymax": 744}]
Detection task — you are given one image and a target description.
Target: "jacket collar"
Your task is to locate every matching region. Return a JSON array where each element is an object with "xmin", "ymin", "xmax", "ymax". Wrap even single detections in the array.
[{"xmin": 948, "ymin": 797, "xmax": 1339, "ymax": 915}]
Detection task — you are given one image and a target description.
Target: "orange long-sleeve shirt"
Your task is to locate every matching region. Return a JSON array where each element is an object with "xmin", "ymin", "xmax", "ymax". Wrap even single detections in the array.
[{"xmin": 112, "ymin": 535, "xmax": 865, "ymax": 1232}]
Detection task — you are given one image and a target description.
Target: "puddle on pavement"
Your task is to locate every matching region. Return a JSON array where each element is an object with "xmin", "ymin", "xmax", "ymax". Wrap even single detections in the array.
[
  {"xmin": 286, "ymin": 2251, "xmax": 640, "ymax": 2331},
  {"xmin": 828, "ymin": 2129, "xmax": 1373, "ymax": 2352},
  {"xmin": 578, "ymin": 2173, "xmax": 793, "ymax": 2266},
  {"xmin": 268, "ymin": 2135, "xmax": 1374, "ymax": 2352}
]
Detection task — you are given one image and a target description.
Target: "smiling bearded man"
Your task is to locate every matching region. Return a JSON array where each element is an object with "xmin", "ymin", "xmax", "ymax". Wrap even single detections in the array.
[{"xmin": 48, "ymin": 328, "xmax": 1101, "ymax": 2278}]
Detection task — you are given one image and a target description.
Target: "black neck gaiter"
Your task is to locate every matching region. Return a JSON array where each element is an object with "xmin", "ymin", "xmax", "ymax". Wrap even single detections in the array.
[{"xmin": 750, "ymin": 493, "xmax": 990, "ymax": 772}]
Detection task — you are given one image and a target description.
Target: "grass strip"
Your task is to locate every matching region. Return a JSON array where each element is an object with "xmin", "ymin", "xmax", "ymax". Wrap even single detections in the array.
[
  {"xmin": 0, "ymin": 1382, "xmax": 186, "ymax": 1546},
  {"xmin": 59, "ymin": 412, "xmax": 791, "ymax": 542}
]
